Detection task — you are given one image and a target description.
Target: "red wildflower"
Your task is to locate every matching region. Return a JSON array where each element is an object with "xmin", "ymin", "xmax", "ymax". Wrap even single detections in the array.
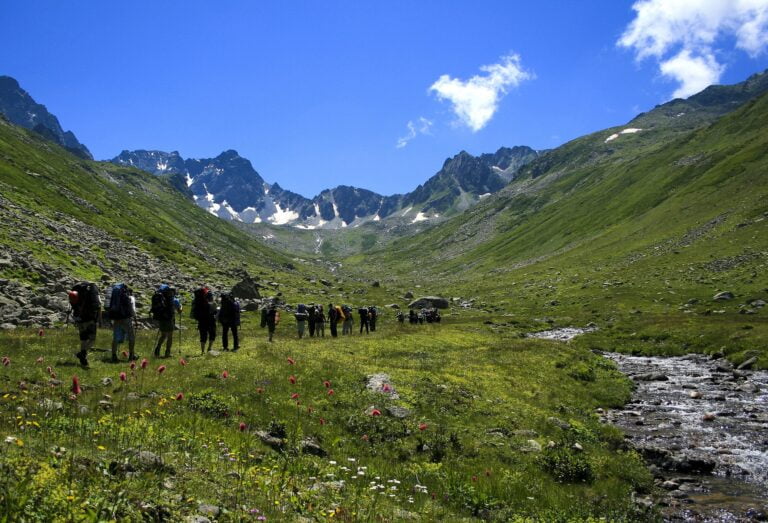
[
  {"xmin": 2, "ymin": 356, "xmax": 10, "ymax": 367},
  {"xmin": 327, "ymin": 389, "xmax": 335, "ymax": 396},
  {"xmin": 157, "ymin": 365, "xmax": 167, "ymax": 374},
  {"xmin": 121, "ymin": 350, "xmax": 128, "ymax": 358},
  {"xmin": 179, "ymin": 358, "xmax": 187, "ymax": 366},
  {"xmin": 50, "ymin": 372, "xmax": 57, "ymax": 380},
  {"xmin": 485, "ymin": 469, "xmax": 492, "ymax": 477},
  {"xmin": 319, "ymin": 418, "xmax": 326, "ymax": 425},
  {"xmin": 323, "ymin": 380, "xmax": 331, "ymax": 388},
  {"xmin": 370, "ymin": 409, "xmax": 381, "ymax": 417},
  {"xmin": 382, "ymin": 384, "xmax": 391, "ymax": 393},
  {"xmin": 289, "ymin": 375, "xmax": 296, "ymax": 384},
  {"xmin": 119, "ymin": 372, "xmax": 127, "ymax": 382},
  {"xmin": 71, "ymin": 376, "xmax": 81, "ymax": 396},
  {"xmin": 307, "ymin": 406, "xmax": 314, "ymax": 414},
  {"xmin": 291, "ymin": 393, "xmax": 300, "ymax": 399},
  {"xmin": 239, "ymin": 422, "xmax": 247, "ymax": 432},
  {"xmin": 140, "ymin": 358, "xmax": 148, "ymax": 369},
  {"xmin": 221, "ymin": 370, "xmax": 229, "ymax": 379},
  {"xmin": 175, "ymin": 392, "xmax": 184, "ymax": 401},
  {"xmin": 287, "ymin": 357, "xmax": 296, "ymax": 365},
  {"xmin": 46, "ymin": 366, "xmax": 52, "ymax": 374},
  {"xmin": 256, "ymin": 387, "xmax": 264, "ymax": 394},
  {"xmin": 130, "ymin": 361, "xmax": 137, "ymax": 370},
  {"xmin": 419, "ymin": 423, "xmax": 428, "ymax": 431},
  {"xmin": 35, "ymin": 357, "xmax": 44, "ymax": 364},
  {"xmin": 38, "ymin": 329, "xmax": 45, "ymax": 337},
  {"xmin": 471, "ymin": 475, "xmax": 478, "ymax": 482},
  {"xmin": 361, "ymin": 434, "xmax": 368, "ymax": 441}
]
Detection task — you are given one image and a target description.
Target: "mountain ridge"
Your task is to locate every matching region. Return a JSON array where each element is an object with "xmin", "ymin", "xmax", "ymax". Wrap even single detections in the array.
[
  {"xmin": 0, "ymin": 75, "xmax": 92, "ymax": 159},
  {"xmin": 110, "ymin": 145, "xmax": 541, "ymax": 229}
]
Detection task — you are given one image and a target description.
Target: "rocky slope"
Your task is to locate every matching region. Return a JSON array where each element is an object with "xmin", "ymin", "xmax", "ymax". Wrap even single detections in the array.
[
  {"xmin": 0, "ymin": 75, "xmax": 92, "ymax": 159},
  {"xmin": 111, "ymin": 146, "xmax": 540, "ymax": 229},
  {"xmin": 0, "ymin": 116, "xmax": 318, "ymax": 329}
]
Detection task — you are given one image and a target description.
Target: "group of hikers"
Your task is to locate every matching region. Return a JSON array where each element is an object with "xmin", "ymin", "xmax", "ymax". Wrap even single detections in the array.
[
  {"xmin": 65, "ymin": 281, "xmax": 390, "ymax": 368},
  {"xmin": 288, "ymin": 303, "xmax": 379, "ymax": 339},
  {"xmin": 398, "ymin": 308, "xmax": 442, "ymax": 324}
]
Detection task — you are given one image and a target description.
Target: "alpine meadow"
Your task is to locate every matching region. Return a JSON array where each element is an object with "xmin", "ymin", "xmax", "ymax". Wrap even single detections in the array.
[{"xmin": 1, "ymin": 2, "xmax": 768, "ymax": 522}]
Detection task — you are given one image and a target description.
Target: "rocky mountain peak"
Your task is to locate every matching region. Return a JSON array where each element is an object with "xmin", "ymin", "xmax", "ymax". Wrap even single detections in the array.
[{"xmin": 0, "ymin": 75, "xmax": 92, "ymax": 159}]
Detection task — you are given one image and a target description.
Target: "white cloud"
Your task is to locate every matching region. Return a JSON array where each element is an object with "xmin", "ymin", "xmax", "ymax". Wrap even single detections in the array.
[
  {"xmin": 429, "ymin": 53, "xmax": 532, "ymax": 132},
  {"xmin": 619, "ymin": 0, "xmax": 768, "ymax": 98},
  {"xmin": 396, "ymin": 117, "xmax": 433, "ymax": 148}
]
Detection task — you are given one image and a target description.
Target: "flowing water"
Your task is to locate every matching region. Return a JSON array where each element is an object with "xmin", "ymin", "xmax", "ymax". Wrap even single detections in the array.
[{"xmin": 527, "ymin": 327, "xmax": 768, "ymax": 521}]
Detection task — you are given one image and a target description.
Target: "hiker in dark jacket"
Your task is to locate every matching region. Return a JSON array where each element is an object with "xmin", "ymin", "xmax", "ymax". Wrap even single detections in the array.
[
  {"xmin": 152, "ymin": 284, "xmax": 181, "ymax": 358},
  {"xmin": 266, "ymin": 303, "xmax": 280, "ymax": 342},
  {"xmin": 308, "ymin": 304, "xmax": 316, "ymax": 337},
  {"xmin": 108, "ymin": 283, "xmax": 137, "ymax": 362},
  {"xmin": 368, "ymin": 306, "xmax": 377, "ymax": 332},
  {"xmin": 358, "ymin": 307, "xmax": 370, "ymax": 334},
  {"xmin": 295, "ymin": 304, "xmax": 308, "ymax": 339},
  {"xmin": 198, "ymin": 293, "xmax": 217, "ymax": 354},
  {"xmin": 328, "ymin": 302, "xmax": 338, "ymax": 338},
  {"xmin": 218, "ymin": 293, "xmax": 241, "ymax": 352},
  {"xmin": 314, "ymin": 305, "xmax": 326, "ymax": 337}
]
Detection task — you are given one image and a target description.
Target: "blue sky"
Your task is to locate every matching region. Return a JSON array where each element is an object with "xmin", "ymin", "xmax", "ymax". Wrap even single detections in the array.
[{"xmin": 2, "ymin": 1, "xmax": 767, "ymax": 198}]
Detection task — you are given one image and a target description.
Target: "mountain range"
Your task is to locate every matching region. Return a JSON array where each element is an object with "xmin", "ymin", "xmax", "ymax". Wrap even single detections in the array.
[{"xmin": 109, "ymin": 145, "xmax": 540, "ymax": 229}]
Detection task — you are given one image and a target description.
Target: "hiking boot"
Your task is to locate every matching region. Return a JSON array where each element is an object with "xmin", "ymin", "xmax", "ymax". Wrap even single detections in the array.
[
  {"xmin": 164, "ymin": 351, "xmax": 171, "ymax": 358},
  {"xmin": 128, "ymin": 354, "xmax": 139, "ymax": 361},
  {"xmin": 232, "ymin": 347, "xmax": 239, "ymax": 352},
  {"xmin": 110, "ymin": 354, "xmax": 119, "ymax": 363},
  {"xmin": 75, "ymin": 352, "xmax": 89, "ymax": 368},
  {"xmin": 153, "ymin": 348, "xmax": 160, "ymax": 357}
]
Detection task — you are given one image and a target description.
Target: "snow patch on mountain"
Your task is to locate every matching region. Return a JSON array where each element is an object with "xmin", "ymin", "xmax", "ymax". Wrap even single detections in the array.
[{"xmin": 605, "ymin": 128, "xmax": 643, "ymax": 143}]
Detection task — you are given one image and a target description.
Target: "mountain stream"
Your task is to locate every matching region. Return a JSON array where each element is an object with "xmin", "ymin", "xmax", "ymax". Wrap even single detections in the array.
[{"xmin": 530, "ymin": 327, "xmax": 768, "ymax": 521}]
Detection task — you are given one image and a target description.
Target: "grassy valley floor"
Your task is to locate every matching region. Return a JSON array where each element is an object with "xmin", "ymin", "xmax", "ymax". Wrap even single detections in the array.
[{"xmin": 0, "ymin": 311, "xmax": 654, "ymax": 521}]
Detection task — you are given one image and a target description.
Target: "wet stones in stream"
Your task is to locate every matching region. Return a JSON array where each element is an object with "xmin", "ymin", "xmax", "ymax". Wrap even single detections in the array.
[{"xmin": 605, "ymin": 353, "xmax": 768, "ymax": 521}]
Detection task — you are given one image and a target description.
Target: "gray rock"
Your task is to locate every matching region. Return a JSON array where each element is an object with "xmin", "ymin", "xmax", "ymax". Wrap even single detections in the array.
[
  {"xmin": 256, "ymin": 430, "xmax": 285, "ymax": 451},
  {"xmin": 387, "ymin": 303, "xmax": 400, "ymax": 309},
  {"xmin": 407, "ymin": 296, "xmax": 449, "ymax": 309},
  {"xmin": 386, "ymin": 406, "xmax": 411, "ymax": 419},
  {"xmin": 404, "ymin": 291, "xmax": 414, "ymax": 299},
  {"xmin": 737, "ymin": 356, "xmax": 758, "ymax": 370},
  {"xmin": 365, "ymin": 373, "xmax": 399, "ymax": 399},
  {"xmin": 197, "ymin": 504, "xmax": 221, "ymax": 517},
  {"xmin": 713, "ymin": 291, "xmax": 734, "ymax": 301},
  {"xmin": 300, "ymin": 437, "xmax": 326, "ymax": 457},
  {"xmin": 371, "ymin": 281, "xmax": 380, "ymax": 287},
  {"xmin": 231, "ymin": 273, "xmax": 261, "ymax": 300},
  {"xmin": 634, "ymin": 372, "xmax": 668, "ymax": 382},
  {"xmin": 547, "ymin": 416, "xmax": 571, "ymax": 430},
  {"xmin": 520, "ymin": 439, "xmax": 542, "ymax": 453}
]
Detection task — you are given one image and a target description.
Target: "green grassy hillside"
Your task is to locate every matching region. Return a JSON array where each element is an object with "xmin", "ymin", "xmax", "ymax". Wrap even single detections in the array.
[
  {"xmin": 0, "ymin": 116, "xmax": 324, "ymax": 306},
  {"xmin": 347, "ymin": 91, "xmax": 768, "ymax": 368}
]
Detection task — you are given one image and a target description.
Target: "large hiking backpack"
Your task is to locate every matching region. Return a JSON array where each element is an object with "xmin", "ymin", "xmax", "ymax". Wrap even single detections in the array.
[
  {"xmin": 297, "ymin": 303, "xmax": 307, "ymax": 314},
  {"xmin": 342, "ymin": 305, "xmax": 352, "ymax": 319},
  {"xmin": 69, "ymin": 282, "xmax": 100, "ymax": 322},
  {"xmin": 108, "ymin": 283, "xmax": 133, "ymax": 320},
  {"xmin": 151, "ymin": 285, "xmax": 175, "ymax": 321},
  {"xmin": 191, "ymin": 286, "xmax": 210, "ymax": 321},
  {"xmin": 219, "ymin": 293, "xmax": 240, "ymax": 325}
]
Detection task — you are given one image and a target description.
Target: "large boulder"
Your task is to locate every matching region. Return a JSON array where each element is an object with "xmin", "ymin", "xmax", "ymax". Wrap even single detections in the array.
[
  {"xmin": 231, "ymin": 273, "xmax": 261, "ymax": 300},
  {"xmin": 407, "ymin": 296, "xmax": 449, "ymax": 309}
]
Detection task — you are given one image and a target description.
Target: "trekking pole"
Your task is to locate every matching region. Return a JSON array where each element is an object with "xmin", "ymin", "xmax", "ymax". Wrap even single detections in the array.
[{"xmin": 178, "ymin": 310, "xmax": 183, "ymax": 356}]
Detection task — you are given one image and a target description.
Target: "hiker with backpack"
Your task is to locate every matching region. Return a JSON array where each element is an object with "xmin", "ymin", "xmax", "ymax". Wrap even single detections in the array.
[
  {"xmin": 151, "ymin": 284, "xmax": 181, "ymax": 358},
  {"xmin": 307, "ymin": 304, "xmax": 316, "ymax": 337},
  {"xmin": 328, "ymin": 302, "xmax": 339, "ymax": 338},
  {"xmin": 295, "ymin": 304, "xmax": 308, "ymax": 339},
  {"xmin": 218, "ymin": 293, "xmax": 241, "ymax": 352},
  {"xmin": 68, "ymin": 281, "xmax": 102, "ymax": 368},
  {"xmin": 341, "ymin": 304, "xmax": 354, "ymax": 335},
  {"xmin": 314, "ymin": 305, "xmax": 325, "ymax": 337},
  {"xmin": 368, "ymin": 306, "xmax": 377, "ymax": 332},
  {"xmin": 108, "ymin": 282, "xmax": 137, "ymax": 362},
  {"xmin": 266, "ymin": 302, "xmax": 280, "ymax": 342},
  {"xmin": 358, "ymin": 306, "xmax": 370, "ymax": 334},
  {"xmin": 197, "ymin": 292, "xmax": 217, "ymax": 353}
]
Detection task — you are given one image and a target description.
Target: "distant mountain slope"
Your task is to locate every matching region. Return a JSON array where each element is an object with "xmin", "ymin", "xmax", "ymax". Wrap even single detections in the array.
[
  {"xmin": 351, "ymin": 70, "xmax": 768, "ymax": 289},
  {"xmin": 111, "ymin": 146, "xmax": 540, "ymax": 229},
  {"xmin": 0, "ymin": 75, "xmax": 92, "ymax": 159}
]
